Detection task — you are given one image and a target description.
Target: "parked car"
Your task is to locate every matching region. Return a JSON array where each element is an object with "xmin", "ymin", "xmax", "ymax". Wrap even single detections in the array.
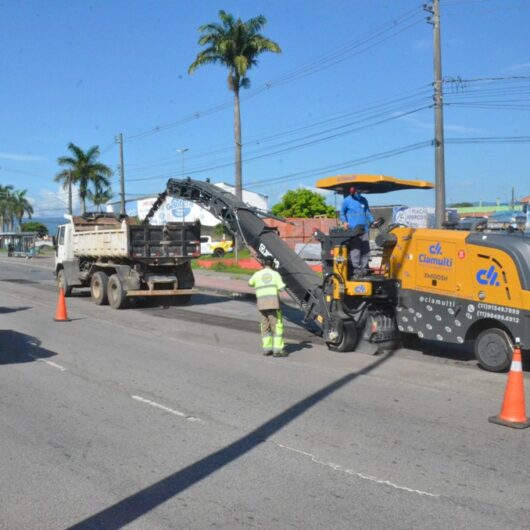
[{"xmin": 200, "ymin": 235, "xmax": 233, "ymax": 257}]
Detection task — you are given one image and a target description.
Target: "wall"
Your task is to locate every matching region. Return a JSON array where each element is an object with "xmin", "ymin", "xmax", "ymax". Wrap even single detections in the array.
[{"xmin": 263, "ymin": 217, "xmax": 339, "ymax": 249}]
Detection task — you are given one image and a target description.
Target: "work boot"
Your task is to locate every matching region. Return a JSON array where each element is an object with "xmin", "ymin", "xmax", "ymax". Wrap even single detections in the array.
[
  {"xmin": 273, "ymin": 351, "xmax": 288, "ymax": 357},
  {"xmin": 262, "ymin": 351, "xmax": 273, "ymax": 356}
]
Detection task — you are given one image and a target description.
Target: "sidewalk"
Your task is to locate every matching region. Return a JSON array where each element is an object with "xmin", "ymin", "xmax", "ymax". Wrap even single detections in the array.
[{"xmin": 193, "ymin": 268, "xmax": 295, "ymax": 305}]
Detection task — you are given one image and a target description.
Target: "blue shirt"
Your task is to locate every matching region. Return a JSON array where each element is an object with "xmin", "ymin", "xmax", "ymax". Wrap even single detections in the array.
[{"xmin": 340, "ymin": 194, "xmax": 374, "ymax": 230}]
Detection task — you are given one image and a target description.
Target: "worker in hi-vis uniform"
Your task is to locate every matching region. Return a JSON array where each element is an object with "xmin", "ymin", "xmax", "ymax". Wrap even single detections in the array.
[{"xmin": 248, "ymin": 256, "xmax": 287, "ymax": 357}]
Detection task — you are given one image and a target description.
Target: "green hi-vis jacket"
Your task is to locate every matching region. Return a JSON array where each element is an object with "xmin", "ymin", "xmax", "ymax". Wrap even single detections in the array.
[{"xmin": 248, "ymin": 267, "xmax": 286, "ymax": 310}]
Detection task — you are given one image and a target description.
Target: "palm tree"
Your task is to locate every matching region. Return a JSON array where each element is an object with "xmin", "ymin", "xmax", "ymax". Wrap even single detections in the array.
[
  {"xmin": 0, "ymin": 184, "xmax": 14, "ymax": 231},
  {"xmin": 189, "ymin": 10, "xmax": 281, "ymax": 201},
  {"xmin": 56, "ymin": 143, "xmax": 113, "ymax": 215},
  {"xmin": 12, "ymin": 189, "xmax": 33, "ymax": 230},
  {"xmin": 87, "ymin": 173, "xmax": 113, "ymax": 212}
]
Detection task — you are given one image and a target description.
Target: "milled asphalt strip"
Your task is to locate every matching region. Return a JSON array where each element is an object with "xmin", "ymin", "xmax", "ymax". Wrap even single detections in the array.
[{"xmin": 0, "ymin": 277, "xmax": 317, "ymax": 343}]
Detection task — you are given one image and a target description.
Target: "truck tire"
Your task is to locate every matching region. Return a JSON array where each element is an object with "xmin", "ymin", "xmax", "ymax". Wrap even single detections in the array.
[
  {"xmin": 213, "ymin": 247, "xmax": 225, "ymax": 258},
  {"xmin": 107, "ymin": 274, "xmax": 128, "ymax": 309},
  {"xmin": 475, "ymin": 328, "xmax": 512, "ymax": 372},
  {"xmin": 91, "ymin": 271, "xmax": 109, "ymax": 305},
  {"xmin": 57, "ymin": 269, "xmax": 73, "ymax": 297}
]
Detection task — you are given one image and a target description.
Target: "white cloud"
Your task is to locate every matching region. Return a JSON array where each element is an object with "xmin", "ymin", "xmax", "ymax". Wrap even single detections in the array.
[
  {"xmin": 0, "ymin": 152, "xmax": 44, "ymax": 162},
  {"xmin": 396, "ymin": 113, "xmax": 484, "ymax": 134},
  {"xmin": 507, "ymin": 62, "xmax": 530, "ymax": 72},
  {"xmin": 32, "ymin": 185, "xmax": 80, "ymax": 217}
]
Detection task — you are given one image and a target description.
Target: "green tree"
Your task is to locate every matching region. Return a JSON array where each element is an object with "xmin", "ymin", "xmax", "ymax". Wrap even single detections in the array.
[
  {"xmin": 21, "ymin": 221, "xmax": 48, "ymax": 237},
  {"xmin": 271, "ymin": 189, "xmax": 336, "ymax": 218},
  {"xmin": 449, "ymin": 201, "xmax": 474, "ymax": 208},
  {"xmin": 189, "ymin": 10, "xmax": 281, "ymax": 201},
  {"xmin": 12, "ymin": 189, "xmax": 33, "ymax": 229},
  {"xmin": 56, "ymin": 143, "xmax": 113, "ymax": 215}
]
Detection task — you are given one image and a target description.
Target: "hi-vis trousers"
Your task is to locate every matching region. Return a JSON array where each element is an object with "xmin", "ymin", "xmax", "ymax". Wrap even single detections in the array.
[{"xmin": 259, "ymin": 309, "xmax": 284, "ymax": 353}]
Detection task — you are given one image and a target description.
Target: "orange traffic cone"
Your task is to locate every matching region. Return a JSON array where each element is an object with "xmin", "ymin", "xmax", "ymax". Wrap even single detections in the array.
[
  {"xmin": 489, "ymin": 339, "xmax": 530, "ymax": 429},
  {"xmin": 53, "ymin": 287, "xmax": 71, "ymax": 322}
]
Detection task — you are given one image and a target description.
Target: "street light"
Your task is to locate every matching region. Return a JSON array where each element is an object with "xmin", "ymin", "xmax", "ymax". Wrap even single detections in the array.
[{"xmin": 175, "ymin": 148, "xmax": 189, "ymax": 178}]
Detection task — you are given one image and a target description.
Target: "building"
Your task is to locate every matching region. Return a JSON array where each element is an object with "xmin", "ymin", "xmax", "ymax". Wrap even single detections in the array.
[{"xmin": 106, "ymin": 183, "xmax": 268, "ymax": 227}]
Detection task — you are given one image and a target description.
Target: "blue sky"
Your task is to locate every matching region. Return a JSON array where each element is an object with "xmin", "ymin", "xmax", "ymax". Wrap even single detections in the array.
[{"xmin": 1, "ymin": 0, "xmax": 529, "ymax": 217}]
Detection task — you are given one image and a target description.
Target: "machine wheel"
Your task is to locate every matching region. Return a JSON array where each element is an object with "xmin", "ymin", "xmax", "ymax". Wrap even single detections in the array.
[
  {"xmin": 474, "ymin": 328, "xmax": 512, "ymax": 372},
  {"xmin": 326, "ymin": 320, "xmax": 358, "ymax": 352},
  {"xmin": 57, "ymin": 269, "xmax": 73, "ymax": 297},
  {"xmin": 107, "ymin": 274, "xmax": 128, "ymax": 309},
  {"xmin": 90, "ymin": 271, "xmax": 109, "ymax": 305},
  {"xmin": 213, "ymin": 247, "xmax": 225, "ymax": 258}
]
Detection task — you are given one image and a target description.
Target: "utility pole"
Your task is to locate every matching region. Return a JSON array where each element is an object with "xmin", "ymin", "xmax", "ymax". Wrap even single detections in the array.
[
  {"xmin": 425, "ymin": 0, "xmax": 446, "ymax": 228},
  {"xmin": 116, "ymin": 133, "xmax": 126, "ymax": 216},
  {"xmin": 68, "ymin": 170, "xmax": 73, "ymax": 215}
]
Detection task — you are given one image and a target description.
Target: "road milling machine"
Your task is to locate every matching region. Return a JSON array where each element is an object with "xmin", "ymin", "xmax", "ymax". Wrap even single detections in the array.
[{"xmin": 145, "ymin": 175, "xmax": 530, "ymax": 372}]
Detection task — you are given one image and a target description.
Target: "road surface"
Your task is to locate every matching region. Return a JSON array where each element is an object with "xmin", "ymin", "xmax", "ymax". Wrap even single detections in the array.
[{"xmin": 1, "ymin": 257, "xmax": 529, "ymax": 529}]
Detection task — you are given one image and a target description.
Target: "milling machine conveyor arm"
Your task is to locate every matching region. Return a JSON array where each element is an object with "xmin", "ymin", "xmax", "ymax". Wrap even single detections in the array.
[{"xmin": 143, "ymin": 178, "xmax": 328, "ymax": 324}]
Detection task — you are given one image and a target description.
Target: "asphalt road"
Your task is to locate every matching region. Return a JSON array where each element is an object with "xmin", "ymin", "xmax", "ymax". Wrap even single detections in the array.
[{"xmin": 1, "ymin": 257, "xmax": 529, "ymax": 529}]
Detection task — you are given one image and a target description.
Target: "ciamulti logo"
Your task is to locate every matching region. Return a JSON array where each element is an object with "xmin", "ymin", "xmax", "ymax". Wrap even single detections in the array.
[
  {"xmin": 419, "ymin": 241, "xmax": 453, "ymax": 267},
  {"xmin": 476, "ymin": 265, "xmax": 501, "ymax": 287},
  {"xmin": 429, "ymin": 242, "xmax": 442, "ymax": 255}
]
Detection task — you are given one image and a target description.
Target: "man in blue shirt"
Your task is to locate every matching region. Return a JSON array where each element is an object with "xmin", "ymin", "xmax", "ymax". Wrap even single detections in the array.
[{"xmin": 340, "ymin": 185, "xmax": 374, "ymax": 278}]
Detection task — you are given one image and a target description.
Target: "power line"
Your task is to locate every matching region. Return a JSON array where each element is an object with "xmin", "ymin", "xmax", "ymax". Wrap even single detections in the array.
[{"xmin": 124, "ymin": 5, "xmax": 425, "ymax": 142}]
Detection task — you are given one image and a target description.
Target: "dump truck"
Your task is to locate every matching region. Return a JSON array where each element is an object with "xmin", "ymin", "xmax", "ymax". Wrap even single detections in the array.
[
  {"xmin": 145, "ymin": 175, "xmax": 530, "ymax": 372},
  {"xmin": 54, "ymin": 213, "xmax": 201, "ymax": 308}
]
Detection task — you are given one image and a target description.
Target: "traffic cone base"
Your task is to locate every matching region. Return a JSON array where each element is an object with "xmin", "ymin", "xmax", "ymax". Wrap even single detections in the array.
[
  {"xmin": 54, "ymin": 287, "xmax": 71, "ymax": 322},
  {"xmin": 489, "ymin": 415, "xmax": 530, "ymax": 429},
  {"xmin": 489, "ymin": 343, "xmax": 529, "ymax": 429}
]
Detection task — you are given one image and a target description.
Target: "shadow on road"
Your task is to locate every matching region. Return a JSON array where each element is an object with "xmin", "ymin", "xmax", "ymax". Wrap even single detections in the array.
[
  {"xmin": 285, "ymin": 340, "xmax": 313, "ymax": 354},
  {"xmin": 0, "ymin": 330, "xmax": 58, "ymax": 365},
  {"xmin": 67, "ymin": 352, "xmax": 393, "ymax": 530},
  {"xmin": 0, "ymin": 306, "xmax": 31, "ymax": 314}
]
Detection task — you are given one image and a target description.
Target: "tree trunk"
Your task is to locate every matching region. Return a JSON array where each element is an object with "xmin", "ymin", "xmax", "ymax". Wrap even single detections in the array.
[
  {"xmin": 233, "ymin": 86, "xmax": 244, "ymax": 261},
  {"xmin": 68, "ymin": 175, "xmax": 73, "ymax": 215},
  {"xmin": 234, "ymin": 87, "xmax": 242, "ymax": 202}
]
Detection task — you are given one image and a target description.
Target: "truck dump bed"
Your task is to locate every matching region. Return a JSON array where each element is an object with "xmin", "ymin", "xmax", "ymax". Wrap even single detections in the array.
[{"xmin": 71, "ymin": 214, "xmax": 200, "ymax": 260}]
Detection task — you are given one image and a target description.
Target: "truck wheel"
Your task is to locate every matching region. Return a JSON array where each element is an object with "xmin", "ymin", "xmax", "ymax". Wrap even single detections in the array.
[
  {"xmin": 475, "ymin": 328, "xmax": 512, "ymax": 372},
  {"xmin": 57, "ymin": 269, "xmax": 73, "ymax": 297},
  {"xmin": 213, "ymin": 247, "xmax": 225, "ymax": 258},
  {"xmin": 107, "ymin": 274, "xmax": 128, "ymax": 309},
  {"xmin": 91, "ymin": 272, "xmax": 109, "ymax": 305}
]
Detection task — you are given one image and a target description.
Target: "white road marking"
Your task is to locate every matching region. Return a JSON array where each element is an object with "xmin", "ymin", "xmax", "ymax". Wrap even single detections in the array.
[
  {"xmin": 26, "ymin": 354, "xmax": 67, "ymax": 372},
  {"xmin": 131, "ymin": 395, "xmax": 202, "ymax": 423},
  {"xmin": 276, "ymin": 442, "xmax": 439, "ymax": 498}
]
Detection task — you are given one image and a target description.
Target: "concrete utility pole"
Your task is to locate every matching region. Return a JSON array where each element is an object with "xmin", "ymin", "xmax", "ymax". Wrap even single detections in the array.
[
  {"xmin": 426, "ymin": 0, "xmax": 446, "ymax": 228},
  {"xmin": 116, "ymin": 133, "xmax": 126, "ymax": 216},
  {"xmin": 68, "ymin": 170, "xmax": 73, "ymax": 215}
]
